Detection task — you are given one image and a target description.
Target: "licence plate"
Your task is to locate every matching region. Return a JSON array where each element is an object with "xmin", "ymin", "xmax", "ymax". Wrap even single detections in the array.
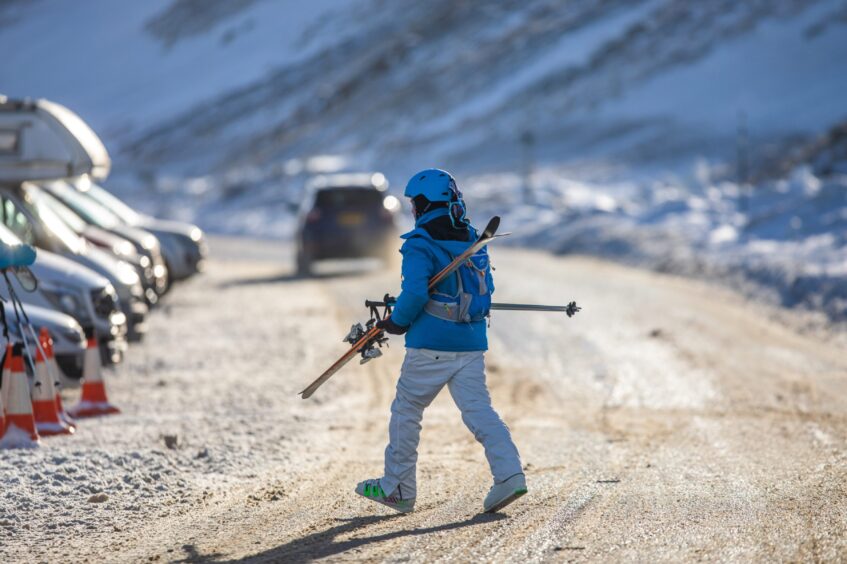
[{"xmin": 338, "ymin": 212, "xmax": 365, "ymax": 226}]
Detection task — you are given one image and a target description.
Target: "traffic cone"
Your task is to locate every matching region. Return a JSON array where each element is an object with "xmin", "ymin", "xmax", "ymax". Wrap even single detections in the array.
[
  {"xmin": 32, "ymin": 340, "xmax": 73, "ymax": 436},
  {"xmin": 0, "ymin": 343, "xmax": 10, "ymax": 421},
  {"xmin": 68, "ymin": 333, "xmax": 120, "ymax": 418},
  {"xmin": 40, "ymin": 328, "xmax": 76, "ymax": 430},
  {"xmin": 0, "ymin": 350, "xmax": 5, "ymax": 435},
  {"xmin": 0, "ymin": 343, "xmax": 40, "ymax": 448}
]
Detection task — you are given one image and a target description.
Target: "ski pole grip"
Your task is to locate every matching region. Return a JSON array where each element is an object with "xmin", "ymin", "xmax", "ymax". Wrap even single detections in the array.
[{"xmin": 364, "ymin": 296, "xmax": 397, "ymax": 309}]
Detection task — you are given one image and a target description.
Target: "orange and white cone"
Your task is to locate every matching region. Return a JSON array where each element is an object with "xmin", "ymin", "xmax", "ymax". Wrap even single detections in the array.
[
  {"xmin": 0, "ymin": 351, "xmax": 5, "ymax": 436},
  {"xmin": 32, "ymin": 340, "xmax": 73, "ymax": 436},
  {"xmin": 0, "ymin": 343, "xmax": 40, "ymax": 448},
  {"xmin": 0, "ymin": 343, "xmax": 10, "ymax": 421},
  {"xmin": 68, "ymin": 334, "xmax": 120, "ymax": 418},
  {"xmin": 40, "ymin": 328, "xmax": 76, "ymax": 430}
]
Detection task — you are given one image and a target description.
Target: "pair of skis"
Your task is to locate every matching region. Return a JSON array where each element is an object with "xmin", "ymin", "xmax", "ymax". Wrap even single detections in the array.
[{"xmin": 299, "ymin": 216, "xmax": 580, "ymax": 399}]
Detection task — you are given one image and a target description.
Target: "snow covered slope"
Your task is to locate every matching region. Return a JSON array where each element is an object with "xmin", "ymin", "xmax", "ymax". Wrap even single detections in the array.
[
  {"xmin": 0, "ymin": 0, "xmax": 349, "ymax": 145},
  {"xmin": 2, "ymin": 0, "xmax": 846, "ymax": 181}
]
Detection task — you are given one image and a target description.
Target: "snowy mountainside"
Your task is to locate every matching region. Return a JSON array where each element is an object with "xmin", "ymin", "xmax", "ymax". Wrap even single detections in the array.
[
  {"xmin": 123, "ymin": 0, "xmax": 847, "ymax": 180},
  {"xmin": 2, "ymin": 0, "xmax": 846, "ymax": 183}
]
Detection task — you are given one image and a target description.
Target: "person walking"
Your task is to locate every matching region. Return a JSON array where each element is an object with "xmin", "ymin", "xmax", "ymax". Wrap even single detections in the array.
[{"xmin": 355, "ymin": 169, "xmax": 526, "ymax": 514}]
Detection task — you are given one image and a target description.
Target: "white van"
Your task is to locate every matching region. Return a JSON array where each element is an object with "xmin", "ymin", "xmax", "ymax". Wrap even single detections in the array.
[
  {"xmin": 0, "ymin": 97, "xmax": 110, "ymax": 182},
  {"xmin": 0, "ymin": 96, "xmax": 149, "ymax": 340}
]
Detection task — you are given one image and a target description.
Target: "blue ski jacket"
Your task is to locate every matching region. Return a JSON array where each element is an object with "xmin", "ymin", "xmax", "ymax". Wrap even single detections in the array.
[{"xmin": 390, "ymin": 210, "xmax": 493, "ymax": 351}]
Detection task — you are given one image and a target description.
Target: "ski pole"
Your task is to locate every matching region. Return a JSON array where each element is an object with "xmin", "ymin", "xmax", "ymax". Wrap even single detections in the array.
[
  {"xmin": 364, "ymin": 298, "xmax": 581, "ymax": 317},
  {"xmin": 489, "ymin": 302, "xmax": 579, "ymax": 315}
]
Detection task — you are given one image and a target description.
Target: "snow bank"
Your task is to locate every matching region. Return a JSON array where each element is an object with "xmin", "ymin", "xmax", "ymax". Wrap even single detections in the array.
[{"xmin": 466, "ymin": 164, "xmax": 847, "ymax": 324}]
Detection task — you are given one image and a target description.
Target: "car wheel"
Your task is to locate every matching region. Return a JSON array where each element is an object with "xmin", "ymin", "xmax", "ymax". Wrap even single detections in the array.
[
  {"xmin": 56, "ymin": 354, "xmax": 84, "ymax": 381},
  {"xmin": 161, "ymin": 259, "xmax": 175, "ymax": 293},
  {"xmin": 296, "ymin": 250, "xmax": 312, "ymax": 277}
]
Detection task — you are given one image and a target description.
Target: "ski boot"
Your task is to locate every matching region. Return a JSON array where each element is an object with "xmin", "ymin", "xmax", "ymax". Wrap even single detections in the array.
[
  {"xmin": 483, "ymin": 473, "xmax": 527, "ymax": 513},
  {"xmin": 355, "ymin": 479, "xmax": 415, "ymax": 514}
]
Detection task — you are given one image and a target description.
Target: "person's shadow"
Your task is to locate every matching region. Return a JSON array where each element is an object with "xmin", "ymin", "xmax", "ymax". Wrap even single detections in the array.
[{"xmin": 175, "ymin": 512, "xmax": 506, "ymax": 563}]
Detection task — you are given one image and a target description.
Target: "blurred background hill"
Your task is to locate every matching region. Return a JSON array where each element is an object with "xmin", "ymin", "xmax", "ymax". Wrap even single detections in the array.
[{"xmin": 2, "ymin": 0, "xmax": 846, "ymax": 320}]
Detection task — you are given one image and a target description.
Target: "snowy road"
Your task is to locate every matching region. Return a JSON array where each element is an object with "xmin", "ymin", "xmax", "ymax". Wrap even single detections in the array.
[{"xmin": 3, "ymin": 237, "xmax": 846, "ymax": 562}]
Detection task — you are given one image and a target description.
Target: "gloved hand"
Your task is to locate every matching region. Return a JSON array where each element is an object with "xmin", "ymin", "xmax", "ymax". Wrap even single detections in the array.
[{"xmin": 376, "ymin": 317, "xmax": 409, "ymax": 335}]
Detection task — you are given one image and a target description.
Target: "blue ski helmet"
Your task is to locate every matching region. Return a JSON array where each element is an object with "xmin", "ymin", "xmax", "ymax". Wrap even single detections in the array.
[
  {"xmin": 404, "ymin": 168, "xmax": 469, "ymax": 227},
  {"xmin": 404, "ymin": 169, "xmax": 459, "ymax": 202}
]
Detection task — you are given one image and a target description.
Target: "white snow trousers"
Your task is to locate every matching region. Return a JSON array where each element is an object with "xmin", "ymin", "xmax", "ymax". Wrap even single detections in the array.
[{"xmin": 380, "ymin": 348, "xmax": 523, "ymax": 499}]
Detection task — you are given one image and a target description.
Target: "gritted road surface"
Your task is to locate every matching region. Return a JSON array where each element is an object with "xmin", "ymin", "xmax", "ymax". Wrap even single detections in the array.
[{"xmin": 4, "ymin": 237, "xmax": 846, "ymax": 563}]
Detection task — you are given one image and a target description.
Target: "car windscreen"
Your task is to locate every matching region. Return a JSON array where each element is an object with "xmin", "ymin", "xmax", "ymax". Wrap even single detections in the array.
[
  {"xmin": 38, "ymin": 190, "xmax": 88, "ymax": 233},
  {"xmin": 84, "ymin": 182, "xmax": 141, "ymax": 225},
  {"xmin": 26, "ymin": 187, "xmax": 86, "ymax": 254},
  {"xmin": 43, "ymin": 180, "xmax": 121, "ymax": 229},
  {"xmin": 313, "ymin": 187, "xmax": 384, "ymax": 210}
]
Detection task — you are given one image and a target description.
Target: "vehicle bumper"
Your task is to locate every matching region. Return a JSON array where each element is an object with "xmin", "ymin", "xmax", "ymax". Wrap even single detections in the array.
[
  {"xmin": 161, "ymin": 236, "xmax": 207, "ymax": 281},
  {"xmin": 303, "ymin": 228, "xmax": 394, "ymax": 260}
]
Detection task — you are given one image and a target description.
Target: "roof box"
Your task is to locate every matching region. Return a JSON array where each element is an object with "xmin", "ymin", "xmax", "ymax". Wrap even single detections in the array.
[{"xmin": 0, "ymin": 97, "xmax": 110, "ymax": 183}]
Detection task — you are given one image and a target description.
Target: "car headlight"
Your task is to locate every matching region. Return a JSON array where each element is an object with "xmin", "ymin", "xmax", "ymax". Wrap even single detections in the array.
[
  {"xmin": 141, "ymin": 234, "xmax": 157, "ymax": 251},
  {"xmin": 383, "ymin": 195, "xmax": 400, "ymax": 211},
  {"xmin": 57, "ymin": 324, "xmax": 85, "ymax": 346},
  {"xmin": 189, "ymin": 227, "xmax": 203, "ymax": 242},
  {"xmin": 115, "ymin": 260, "xmax": 141, "ymax": 286},
  {"xmin": 113, "ymin": 240, "xmax": 136, "ymax": 258},
  {"xmin": 103, "ymin": 283, "xmax": 118, "ymax": 301},
  {"xmin": 41, "ymin": 286, "xmax": 89, "ymax": 322},
  {"xmin": 91, "ymin": 285, "xmax": 120, "ymax": 319}
]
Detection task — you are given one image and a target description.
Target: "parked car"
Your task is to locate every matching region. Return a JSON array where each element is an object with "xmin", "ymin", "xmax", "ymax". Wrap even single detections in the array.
[
  {"xmin": 296, "ymin": 173, "xmax": 399, "ymax": 275},
  {"xmin": 40, "ymin": 179, "xmax": 168, "ymax": 297},
  {"xmin": 69, "ymin": 176, "xmax": 206, "ymax": 282},
  {"xmin": 32, "ymin": 182, "xmax": 162, "ymax": 305},
  {"xmin": 0, "ymin": 183, "xmax": 149, "ymax": 340},
  {"xmin": 0, "ymin": 224, "xmax": 127, "ymax": 366},
  {"xmin": 3, "ymin": 301, "xmax": 87, "ymax": 385}
]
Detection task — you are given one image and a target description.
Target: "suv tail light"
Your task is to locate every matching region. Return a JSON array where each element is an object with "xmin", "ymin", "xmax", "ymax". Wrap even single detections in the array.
[{"xmin": 306, "ymin": 210, "xmax": 322, "ymax": 223}]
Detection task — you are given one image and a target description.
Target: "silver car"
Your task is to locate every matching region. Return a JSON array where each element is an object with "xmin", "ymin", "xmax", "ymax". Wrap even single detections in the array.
[
  {"xmin": 71, "ymin": 176, "xmax": 207, "ymax": 281},
  {"xmin": 0, "ymin": 224, "xmax": 127, "ymax": 367}
]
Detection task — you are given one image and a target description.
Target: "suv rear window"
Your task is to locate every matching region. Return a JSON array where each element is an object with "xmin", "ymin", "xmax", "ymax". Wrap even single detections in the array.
[{"xmin": 314, "ymin": 187, "xmax": 383, "ymax": 209}]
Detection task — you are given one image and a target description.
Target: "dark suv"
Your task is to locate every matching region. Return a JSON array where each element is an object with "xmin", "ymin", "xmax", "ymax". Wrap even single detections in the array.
[{"xmin": 296, "ymin": 173, "xmax": 399, "ymax": 275}]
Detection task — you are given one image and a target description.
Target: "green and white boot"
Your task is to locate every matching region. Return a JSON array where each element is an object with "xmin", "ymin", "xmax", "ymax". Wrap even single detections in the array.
[
  {"xmin": 483, "ymin": 473, "xmax": 527, "ymax": 513},
  {"xmin": 355, "ymin": 479, "xmax": 415, "ymax": 514}
]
